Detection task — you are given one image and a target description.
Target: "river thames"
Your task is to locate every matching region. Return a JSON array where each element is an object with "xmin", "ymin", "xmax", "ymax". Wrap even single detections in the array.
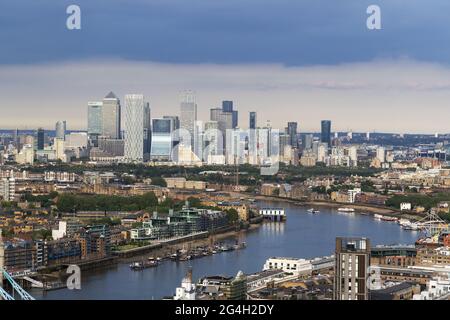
[{"xmin": 34, "ymin": 200, "xmax": 419, "ymax": 299}]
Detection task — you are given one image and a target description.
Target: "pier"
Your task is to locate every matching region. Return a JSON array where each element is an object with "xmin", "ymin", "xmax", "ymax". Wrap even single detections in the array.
[{"xmin": 259, "ymin": 208, "xmax": 286, "ymax": 222}]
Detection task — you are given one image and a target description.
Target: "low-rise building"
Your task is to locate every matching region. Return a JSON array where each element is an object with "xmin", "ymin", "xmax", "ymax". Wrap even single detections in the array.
[
  {"xmin": 413, "ymin": 277, "xmax": 450, "ymax": 300},
  {"xmin": 370, "ymin": 282, "xmax": 421, "ymax": 300},
  {"xmin": 263, "ymin": 257, "xmax": 312, "ymax": 275}
]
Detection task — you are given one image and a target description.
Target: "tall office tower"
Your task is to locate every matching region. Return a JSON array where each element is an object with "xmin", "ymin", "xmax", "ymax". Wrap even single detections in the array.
[
  {"xmin": 226, "ymin": 129, "xmax": 248, "ymax": 165},
  {"xmin": 210, "ymin": 108, "xmax": 233, "ymax": 136},
  {"xmin": 102, "ymin": 92, "xmax": 121, "ymax": 139},
  {"xmin": 287, "ymin": 122, "xmax": 298, "ymax": 148},
  {"xmin": 376, "ymin": 146, "xmax": 385, "ymax": 163},
  {"xmin": 334, "ymin": 237, "xmax": 371, "ymax": 300},
  {"xmin": 348, "ymin": 146, "xmax": 358, "ymax": 166},
  {"xmin": 203, "ymin": 121, "xmax": 222, "ymax": 163},
  {"xmin": 321, "ymin": 120, "xmax": 331, "ymax": 147},
  {"xmin": 249, "ymin": 112, "xmax": 257, "ymax": 129},
  {"xmin": 55, "ymin": 121, "xmax": 66, "ymax": 140},
  {"xmin": 124, "ymin": 94, "xmax": 151, "ymax": 162},
  {"xmin": 210, "ymin": 108, "xmax": 233, "ymax": 155},
  {"xmin": 13, "ymin": 128, "xmax": 20, "ymax": 148},
  {"xmin": 317, "ymin": 143, "xmax": 328, "ymax": 162},
  {"xmin": 301, "ymin": 133, "xmax": 313, "ymax": 151},
  {"xmin": 180, "ymin": 91, "xmax": 197, "ymax": 150},
  {"xmin": 88, "ymin": 101, "xmax": 103, "ymax": 145},
  {"xmin": 279, "ymin": 133, "xmax": 290, "ymax": 157},
  {"xmin": 36, "ymin": 128, "xmax": 45, "ymax": 150},
  {"xmin": 151, "ymin": 118, "xmax": 175, "ymax": 161},
  {"xmin": 194, "ymin": 121, "xmax": 204, "ymax": 160},
  {"xmin": 222, "ymin": 100, "xmax": 238, "ymax": 128},
  {"xmin": 163, "ymin": 116, "xmax": 180, "ymax": 130}
]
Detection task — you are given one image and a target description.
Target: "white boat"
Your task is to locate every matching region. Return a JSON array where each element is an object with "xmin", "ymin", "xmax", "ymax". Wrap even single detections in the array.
[
  {"xmin": 307, "ymin": 208, "xmax": 320, "ymax": 213},
  {"xmin": 374, "ymin": 214, "xmax": 383, "ymax": 220},
  {"xmin": 403, "ymin": 222, "xmax": 420, "ymax": 231},
  {"xmin": 338, "ymin": 207, "xmax": 355, "ymax": 212},
  {"xmin": 380, "ymin": 216, "xmax": 398, "ymax": 222}
]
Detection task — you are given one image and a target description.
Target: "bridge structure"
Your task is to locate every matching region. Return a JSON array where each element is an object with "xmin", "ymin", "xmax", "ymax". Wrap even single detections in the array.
[
  {"xmin": 417, "ymin": 210, "xmax": 449, "ymax": 238},
  {"xmin": 0, "ymin": 230, "xmax": 35, "ymax": 300}
]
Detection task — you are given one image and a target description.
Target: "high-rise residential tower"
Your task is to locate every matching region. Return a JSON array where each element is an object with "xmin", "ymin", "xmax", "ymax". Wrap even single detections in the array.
[
  {"xmin": 334, "ymin": 237, "xmax": 371, "ymax": 300},
  {"xmin": 124, "ymin": 94, "xmax": 151, "ymax": 162}
]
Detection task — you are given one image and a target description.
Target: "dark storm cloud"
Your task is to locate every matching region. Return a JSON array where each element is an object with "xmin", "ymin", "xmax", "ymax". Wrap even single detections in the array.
[{"xmin": 0, "ymin": 0, "xmax": 449, "ymax": 65}]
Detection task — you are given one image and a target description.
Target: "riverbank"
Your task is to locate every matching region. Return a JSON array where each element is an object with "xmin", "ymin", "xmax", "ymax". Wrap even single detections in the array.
[
  {"xmin": 236, "ymin": 192, "xmax": 425, "ymax": 221},
  {"xmin": 119, "ymin": 223, "xmax": 262, "ymax": 263},
  {"xmin": 35, "ymin": 201, "xmax": 419, "ymax": 300}
]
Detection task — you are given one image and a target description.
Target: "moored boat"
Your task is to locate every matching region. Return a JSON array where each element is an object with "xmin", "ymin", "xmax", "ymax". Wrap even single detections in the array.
[
  {"xmin": 380, "ymin": 215, "xmax": 398, "ymax": 222},
  {"xmin": 338, "ymin": 207, "xmax": 355, "ymax": 212}
]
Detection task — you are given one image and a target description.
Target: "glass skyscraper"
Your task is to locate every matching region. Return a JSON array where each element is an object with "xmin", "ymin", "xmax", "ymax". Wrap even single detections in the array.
[
  {"xmin": 102, "ymin": 92, "xmax": 121, "ymax": 139},
  {"xmin": 36, "ymin": 128, "xmax": 45, "ymax": 150},
  {"xmin": 321, "ymin": 120, "xmax": 331, "ymax": 147},
  {"xmin": 87, "ymin": 101, "xmax": 103, "ymax": 144},
  {"xmin": 249, "ymin": 112, "xmax": 257, "ymax": 129},
  {"xmin": 287, "ymin": 122, "xmax": 298, "ymax": 148},
  {"xmin": 151, "ymin": 118, "xmax": 174, "ymax": 161},
  {"xmin": 222, "ymin": 100, "xmax": 238, "ymax": 128},
  {"xmin": 180, "ymin": 91, "xmax": 197, "ymax": 150}
]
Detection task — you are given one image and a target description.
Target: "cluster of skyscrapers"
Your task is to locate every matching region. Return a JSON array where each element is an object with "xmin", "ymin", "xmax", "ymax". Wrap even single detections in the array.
[{"xmin": 83, "ymin": 91, "xmax": 336, "ymax": 166}]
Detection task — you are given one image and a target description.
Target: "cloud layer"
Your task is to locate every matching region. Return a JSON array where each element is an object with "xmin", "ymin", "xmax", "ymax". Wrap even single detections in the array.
[
  {"xmin": 1, "ymin": 0, "xmax": 450, "ymax": 65},
  {"xmin": 1, "ymin": 59, "xmax": 450, "ymax": 133}
]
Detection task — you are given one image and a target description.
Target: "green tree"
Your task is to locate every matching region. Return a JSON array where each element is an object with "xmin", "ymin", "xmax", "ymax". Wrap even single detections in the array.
[
  {"xmin": 151, "ymin": 177, "xmax": 167, "ymax": 187},
  {"xmin": 226, "ymin": 209, "xmax": 239, "ymax": 224}
]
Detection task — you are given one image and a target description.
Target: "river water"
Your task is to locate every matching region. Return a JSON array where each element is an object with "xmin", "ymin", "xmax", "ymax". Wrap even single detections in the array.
[{"xmin": 34, "ymin": 200, "xmax": 419, "ymax": 300}]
